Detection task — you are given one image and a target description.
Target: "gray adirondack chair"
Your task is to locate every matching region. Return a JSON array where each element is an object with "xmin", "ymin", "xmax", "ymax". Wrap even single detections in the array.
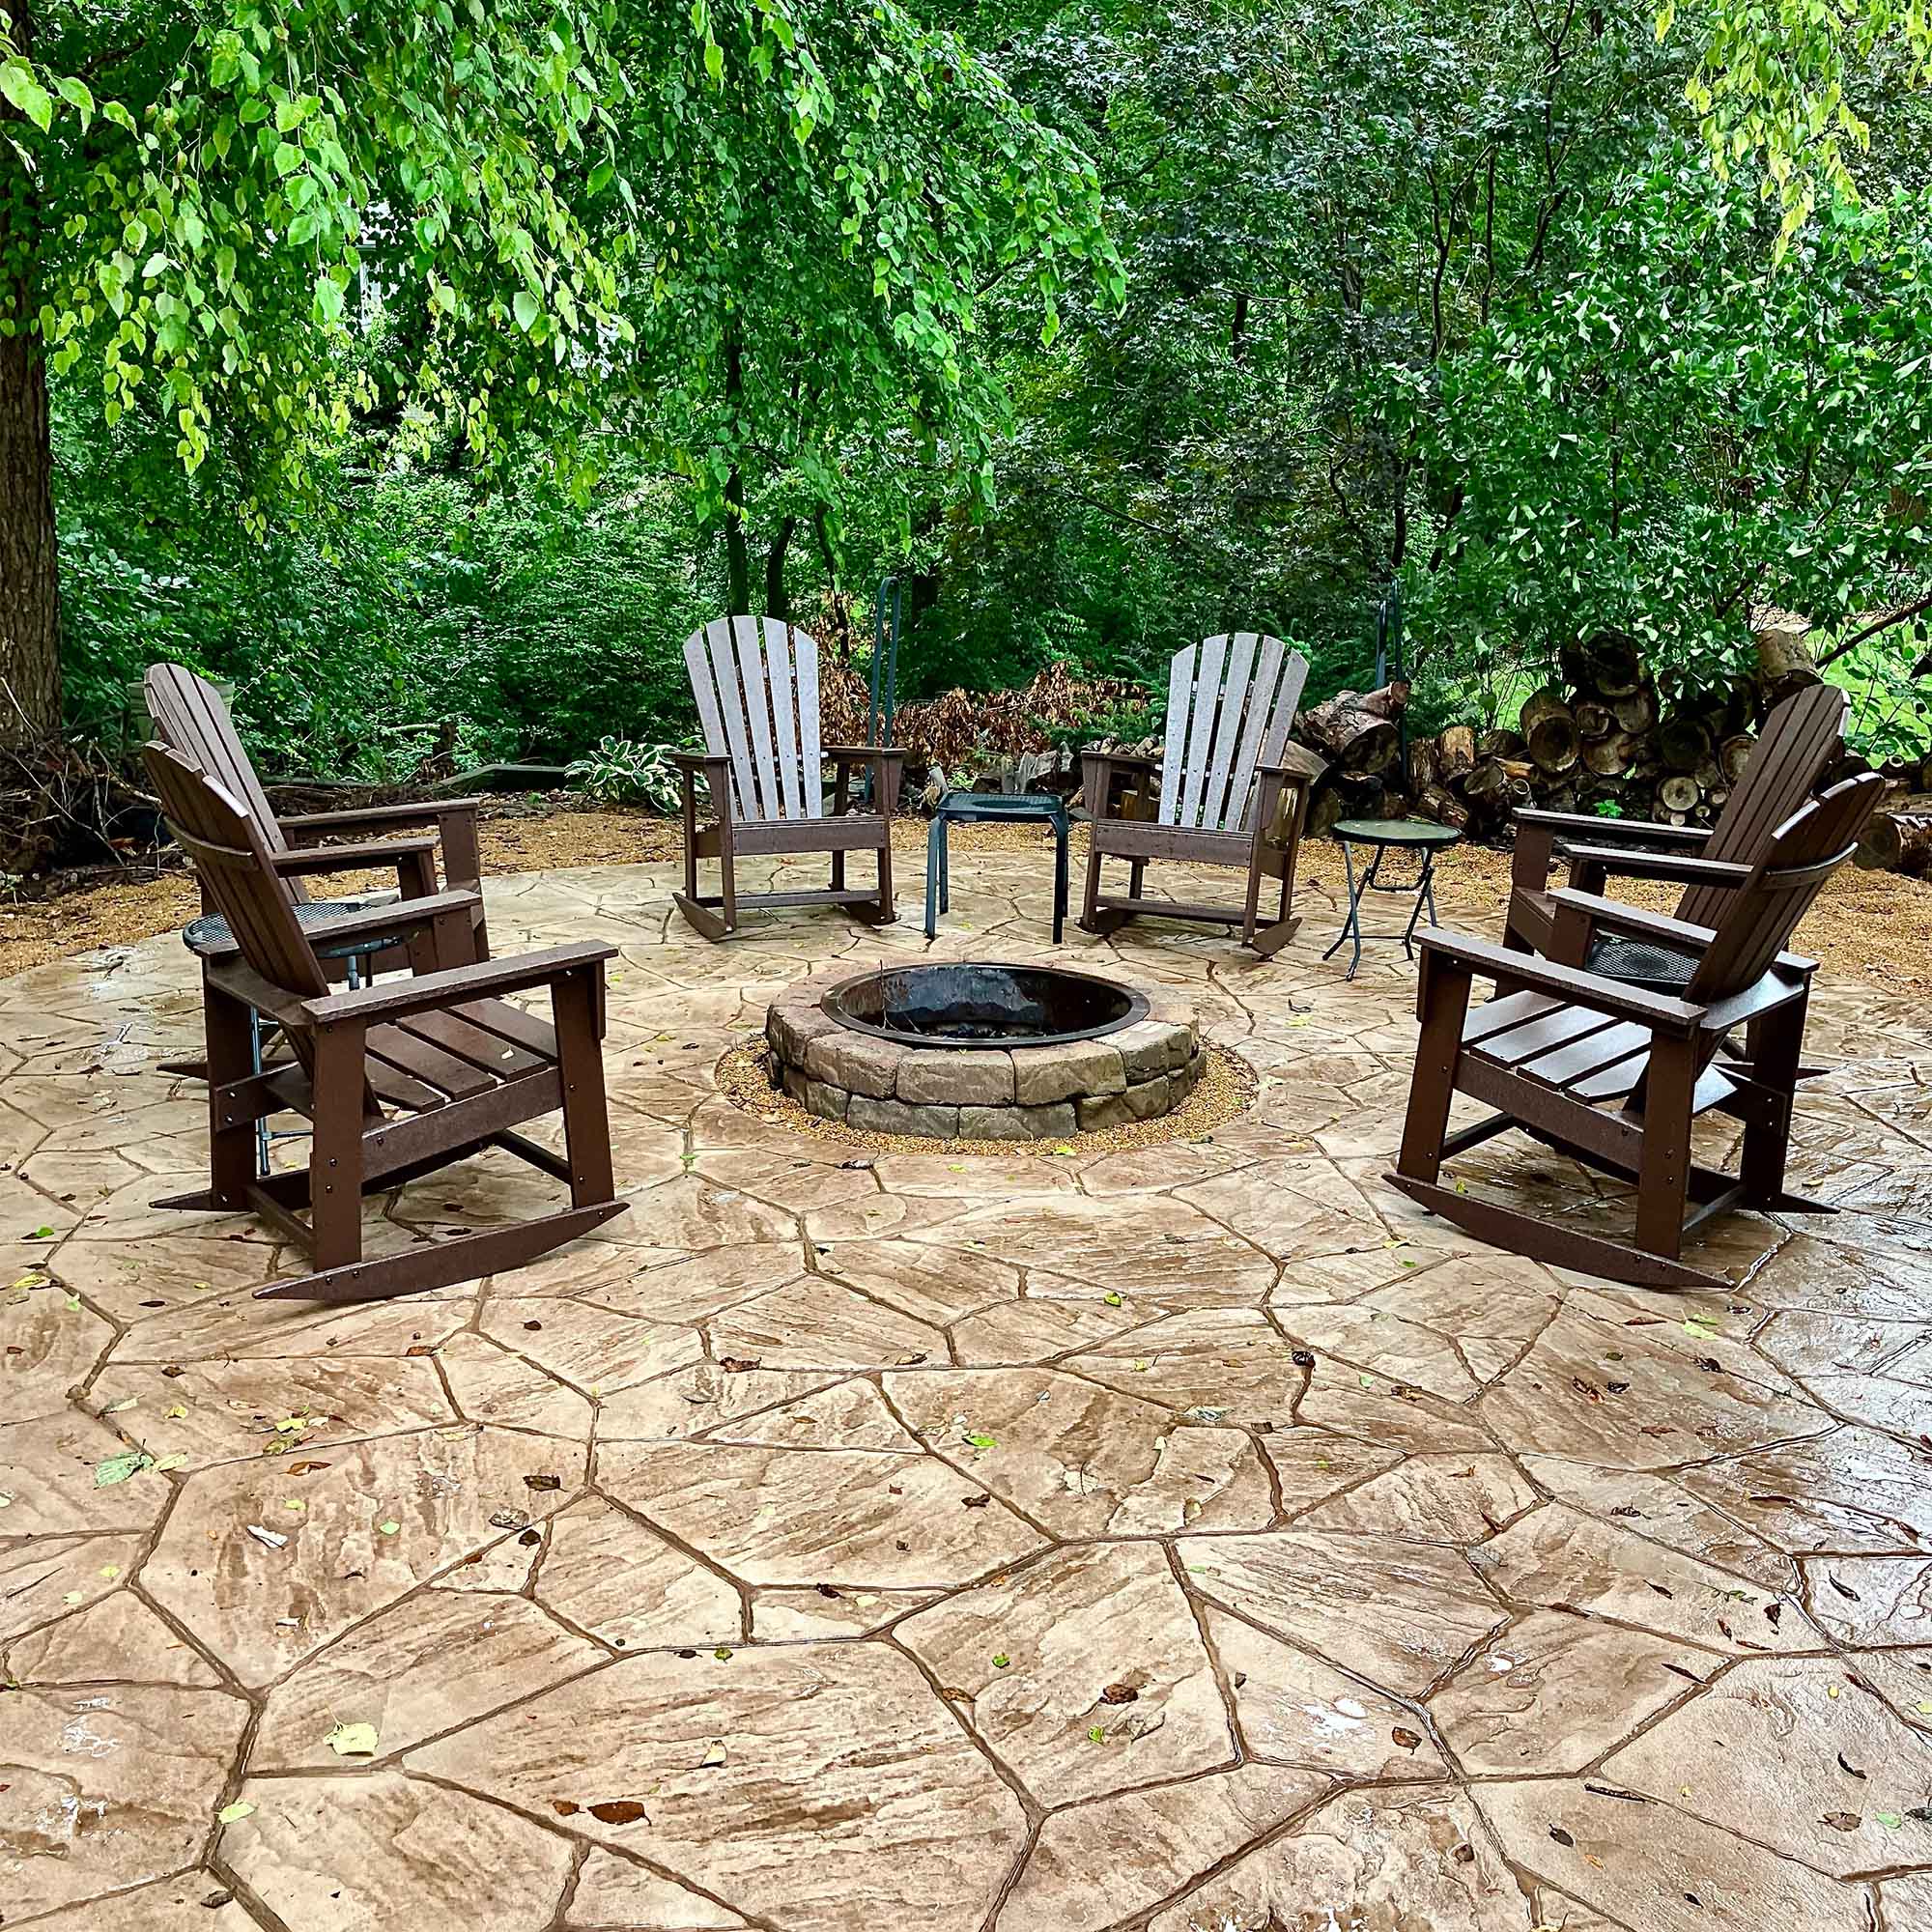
[
  {"xmin": 1080, "ymin": 634, "xmax": 1316, "ymax": 954},
  {"xmin": 673, "ymin": 616, "xmax": 905, "ymax": 939}
]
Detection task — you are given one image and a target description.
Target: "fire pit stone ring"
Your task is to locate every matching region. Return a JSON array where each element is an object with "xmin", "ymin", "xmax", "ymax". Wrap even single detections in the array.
[{"xmin": 765, "ymin": 962, "xmax": 1203, "ymax": 1139}]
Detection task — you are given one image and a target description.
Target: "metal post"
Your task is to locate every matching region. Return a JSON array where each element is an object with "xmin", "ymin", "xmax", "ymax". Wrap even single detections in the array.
[{"xmin": 865, "ymin": 576, "xmax": 902, "ymax": 808}]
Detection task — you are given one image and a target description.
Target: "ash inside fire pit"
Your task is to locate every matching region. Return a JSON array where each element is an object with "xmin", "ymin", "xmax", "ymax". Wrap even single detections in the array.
[
  {"xmin": 823, "ymin": 962, "xmax": 1147, "ymax": 1048},
  {"xmin": 765, "ymin": 963, "xmax": 1202, "ymax": 1140}
]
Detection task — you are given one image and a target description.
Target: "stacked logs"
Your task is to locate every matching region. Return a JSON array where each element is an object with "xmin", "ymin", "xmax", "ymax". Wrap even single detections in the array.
[{"xmin": 1405, "ymin": 629, "xmax": 1776, "ymax": 838}]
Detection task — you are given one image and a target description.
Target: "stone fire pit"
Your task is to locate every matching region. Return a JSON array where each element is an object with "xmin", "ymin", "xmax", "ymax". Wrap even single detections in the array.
[{"xmin": 764, "ymin": 962, "xmax": 1203, "ymax": 1139}]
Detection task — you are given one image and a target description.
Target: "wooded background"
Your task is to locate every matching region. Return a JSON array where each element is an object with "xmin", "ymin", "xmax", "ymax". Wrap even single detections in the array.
[{"xmin": 4, "ymin": 1, "xmax": 1931, "ymax": 851}]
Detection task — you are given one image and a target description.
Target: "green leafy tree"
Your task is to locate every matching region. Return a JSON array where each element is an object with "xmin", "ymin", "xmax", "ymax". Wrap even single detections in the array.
[
  {"xmin": 1, "ymin": 0, "xmax": 631, "ymax": 745},
  {"xmin": 596, "ymin": 3, "xmax": 1117, "ymax": 618},
  {"xmin": 1399, "ymin": 149, "xmax": 1932, "ymax": 703}
]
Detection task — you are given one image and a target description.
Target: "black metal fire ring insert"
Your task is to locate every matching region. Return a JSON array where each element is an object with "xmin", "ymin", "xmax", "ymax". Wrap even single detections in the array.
[{"xmin": 821, "ymin": 962, "xmax": 1151, "ymax": 1050}]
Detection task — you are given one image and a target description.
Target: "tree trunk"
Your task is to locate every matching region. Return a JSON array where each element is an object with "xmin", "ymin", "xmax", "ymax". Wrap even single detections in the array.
[
  {"xmin": 1856, "ymin": 810, "xmax": 1932, "ymax": 875},
  {"xmin": 764, "ymin": 514, "xmax": 796, "ymax": 620},
  {"xmin": 1519, "ymin": 686, "xmax": 1580, "ymax": 774},
  {"xmin": 0, "ymin": 0, "xmax": 60, "ymax": 748},
  {"xmin": 1436, "ymin": 724, "xmax": 1476, "ymax": 781},
  {"xmin": 722, "ymin": 466, "xmax": 750, "ymax": 616},
  {"xmin": 1558, "ymin": 629, "xmax": 1644, "ymax": 697},
  {"xmin": 1298, "ymin": 681, "xmax": 1408, "ymax": 774}
]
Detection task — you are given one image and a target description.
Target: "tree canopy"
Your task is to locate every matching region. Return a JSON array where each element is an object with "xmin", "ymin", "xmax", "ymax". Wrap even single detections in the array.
[{"xmin": 6, "ymin": 0, "xmax": 1932, "ymax": 779}]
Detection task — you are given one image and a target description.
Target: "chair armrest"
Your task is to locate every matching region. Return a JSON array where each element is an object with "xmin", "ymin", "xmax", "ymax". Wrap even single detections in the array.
[
  {"xmin": 824, "ymin": 746, "xmax": 908, "ymax": 764},
  {"xmin": 1554, "ymin": 845, "xmax": 1753, "ymax": 891},
  {"xmin": 269, "ymin": 836, "xmax": 440, "ymax": 878},
  {"xmin": 197, "ymin": 889, "xmax": 487, "ymax": 981},
  {"xmin": 1516, "ymin": 808, "xmax": 1714, "ymax": 848},
  {"xmin": 1548, "ymin": 888, "xmax": 1816, "ymax": 979},
  {"xmin": 1257, "ymin": 762, "xmax": 1314, "ymax": 790},
  {"xmin": 1083, "ymin": 749, "xmax": 1159, "ymax": 772},
  {"xmin": 1415, "ymin": 926, "xmax": 1703, "ymax": 1037},
  {"xmin": 277, "ymin": 801, "xmax": 482, "ymax": 835},
  {"xmin": 1546, "ymin": 889, "xmax": 1721, "ymax": 952},
  {"xmin": 302, "ymin": 942, "xmax": 616, "ymax": 1027},
  {"xmin": 671, "ymin": 751, "xmax": 730, "ymax": 771}
]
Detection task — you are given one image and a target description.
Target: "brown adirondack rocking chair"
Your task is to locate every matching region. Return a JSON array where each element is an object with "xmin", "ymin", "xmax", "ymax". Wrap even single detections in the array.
[
  {"xmin": 146, "ymin": 746, "xmax": 625, "ymax": 1304},
  {"xmin": 1080, "ymin": 634, "xmax": 1316, "ymax": 954},
  {"xmin": 145, "ymin": 662, "xmax": 491, "ymax": 963},
  {"xmin": 1387, "ymin": 774, "xmax": 1882, "ymax": 1291},
  {"xmin": 673, "ymin": 615, "xmax": 906, "ymax": 939},
  {"xmin": 1506, "ymin": 683, "xmax": 1847, "ymax": 988}
]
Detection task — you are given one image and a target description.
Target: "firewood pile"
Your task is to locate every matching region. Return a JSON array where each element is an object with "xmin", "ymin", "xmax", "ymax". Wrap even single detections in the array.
[{"xmin": 1398, "ymin": 629, "xmax": 1770, "ymax": 840}]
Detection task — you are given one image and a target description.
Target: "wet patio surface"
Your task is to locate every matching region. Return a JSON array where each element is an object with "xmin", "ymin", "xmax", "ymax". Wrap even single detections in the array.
[{"xmin": 4, "ymin": 843, "xmax": 1931, "ymax": 1931}]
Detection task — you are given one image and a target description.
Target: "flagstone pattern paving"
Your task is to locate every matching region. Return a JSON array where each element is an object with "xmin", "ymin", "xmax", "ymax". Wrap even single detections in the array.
[{"xmin": 3, "ymin": 842, "xmax": 1932, "ymax": 1931}]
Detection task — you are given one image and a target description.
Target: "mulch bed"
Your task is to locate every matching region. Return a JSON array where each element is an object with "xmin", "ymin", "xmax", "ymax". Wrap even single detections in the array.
[{"xmin": 5, "ymin": 803, "xmax": 1931, "ymax": 996}]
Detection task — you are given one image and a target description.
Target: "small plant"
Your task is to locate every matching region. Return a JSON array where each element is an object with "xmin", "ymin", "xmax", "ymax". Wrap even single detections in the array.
[
  {"xmin": 1593, "ymin": 798, "xmax": 1626, "ymax": 818},
  {"xmin": 565, "ymin": 737, "xmax": 685, "ymax": 811}
]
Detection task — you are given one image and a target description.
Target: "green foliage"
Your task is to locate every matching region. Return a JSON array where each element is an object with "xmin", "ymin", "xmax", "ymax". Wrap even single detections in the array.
[
  {"xmin": 1401, "ymin": 154, "xmax": 1932, "ymax": 703},
  {"xmin": 27, "ymin": 0, "xmax": 1932, "ymax": 781},
  {"xmin": 564, "ymin": 736, "xmax": 687, "ymax": 809}
]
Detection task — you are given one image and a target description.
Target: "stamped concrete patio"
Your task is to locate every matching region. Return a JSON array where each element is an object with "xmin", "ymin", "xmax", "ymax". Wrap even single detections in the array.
[{"xmin": 4, "ymin": 839, "xmax": 1932, "ymax": 1932}]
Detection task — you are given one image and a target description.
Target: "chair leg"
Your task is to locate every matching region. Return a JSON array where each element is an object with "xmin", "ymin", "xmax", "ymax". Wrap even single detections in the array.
[
  {"xmin": 554, "ymin": 965, "xmax": 616, "ymax": 1208},
  {"xmin": 1634, "ymin": 1037, "xmax": 1697, "ymax": 1261},
  {"xmin": 1079, "ymin": 832, "xmax": 1105, "ymax": 932},
  {"xmin": 1740, "ymin": 1001, "xmax": 1804, "ymax": 1207},
  {"xmin": 1395, "ymin": 952, "xmax": 1471, "ymax": 1183},
  {"xmin": 874, "ymin": 829, "xmax": 896, "ymax": 923},
  {"xmin": 306, "ymin": 1026, "xmax": 368, "ymax": 1272},
  {"xmin": 204, "ymin": 979, "xmax": 257, "ymax": 1209},
  {"xmin": 680, "ymin": 771, "xmax": 699, "ymax": 902}
]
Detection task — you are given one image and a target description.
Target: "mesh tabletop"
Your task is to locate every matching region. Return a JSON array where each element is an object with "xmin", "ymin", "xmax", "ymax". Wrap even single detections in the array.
[
  {"xmin": 1586, "ymin": 930, "xmax": 1699, "ymax": 993},
  {"xmin": 182, "ymin": 899, "xmax": 392, "ymax": 961}
]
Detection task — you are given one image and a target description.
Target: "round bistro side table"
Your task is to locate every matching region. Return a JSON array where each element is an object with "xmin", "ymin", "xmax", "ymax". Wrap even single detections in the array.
[{"xmin": 1321, "ymin": 818, "xmax": 1463, "ymax": 980}]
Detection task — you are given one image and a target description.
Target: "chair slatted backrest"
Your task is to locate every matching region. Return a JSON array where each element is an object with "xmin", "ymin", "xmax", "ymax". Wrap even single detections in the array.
[
  {"xmin": 683, "ymin": 616, "xmax": 825, "ymax": 823},
  {"xmin": 144, "ymin": 745, "xmax": 331, "ymax": 1018},
  {"xmin": 1157, "ymin": 634, "xmax": 1310, "ymax": 835},
  {"xmin": 1682, "ymin": 774, "xmax": 1883, "ymax": 1030},
  {"xmin": 144, "ymin": 663, "xmax": 316, "ymax": 905},
  {"xmin": 1677, "ymin": 683, "xmax": 1846, "ymax": 930}
]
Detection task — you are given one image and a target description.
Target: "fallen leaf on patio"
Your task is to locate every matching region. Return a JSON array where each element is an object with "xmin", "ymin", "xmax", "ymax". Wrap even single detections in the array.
[
  {"xmin": 164, "ymin": 1404, "xmax": 188, "ymax": 1419},
  {"xmin": 1102, "ymin": 1292, "xmax": 1122, "ymax": 1307},
  {"xmin": 1100, "ymin": 1683, "xmax": 1139, "ymax": 1705},
  {"xmin": 1877, "ymin": 1811, "xmax": 1904, "ymax": 1831},
  {"xmin": 1391, "ymin": 1726, "xmax": 1422, "ymax": 1750},
  {"xmin": 1087, "ymin": 1725, "xmax": 1107, "ymax": 1743},
  {"xmin": 720, "ymin": 1356, "xmax": 761, "ymax": 1373},
  {"xmin": 993, "ymin": 1654, "xmax": 1011, "ymax": 1669},
  {"xmin": 151, "ymin": 1453, "xmax": 188, "ymax": 1473},
  {"xmin": 379, "ymin": 1520, "xmax": 400, "ymax": 1535},
  {"xmin": 285, "ymin": 1461, "xmax": 328, "ymax": 1475},
  {"xmin": 216, "ymin": 1801, "xmax": 256, "ymax": 1824},
  {"xmin": 962, "ymin": 1492, "xmax": 991, "ymax": 1508},
  {"xmin": 1821, "ymin": 1812, "xmax": 1861, "ymax": 1832},
  {"xmin": 24, "ymin": 1227, "xmax": 55, "ymax": 1240},
  {"xmin": 697, "ymin": 1741, "xmax": 727, "ymax": 1768},
  {"xmin": 246, "ymin": 1524, "xmax": 289, "ymax": 1549},
  {"xmin": 588, "ymin": 1801, "xmax": 649, "ymax": 1825},
  {"xmin": 283, "ymin": 1499, "xmax": 305, "ymax": 1513},
  {"xmin": 274, "ymin": 1415, "xmax": 308, "ymax": 1434},
  {"xmin": 964, "ymin": 1432, "xmax": 997, "ymax": 1450},
  {"xmin": 1548, "ymin": 1827, "xmax": 1576, "ymax": 1848},
  {"xmin": 713, "ymin": 1646, "xmax": 733, "ymax": 1661},
  {"xmin": 327, "ymin": 1721, "xmax": 380, "ymax": 1757},
  {"xmin": 62, "ymin": 1590, "xmax": 83, "ymax": 1605},
  {"xmin": 94, "ymin": 1450, "xmax": 154, "ymax": 1487},
  {"xmin": 1051, "ymin": 1145, "xmax": 1075, "ymax": 1156},
  {"xmin": 524, "ymin": 1473, "xmax": 562, "ymax": 1492}
]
